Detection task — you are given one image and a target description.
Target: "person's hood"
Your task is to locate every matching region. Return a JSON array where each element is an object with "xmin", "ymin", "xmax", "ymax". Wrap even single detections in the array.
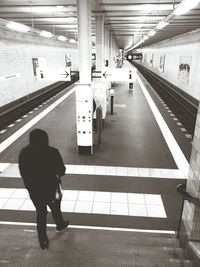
[{"xmin": 29, "ymin": 129, "xmax": 49, "ymax": 147}]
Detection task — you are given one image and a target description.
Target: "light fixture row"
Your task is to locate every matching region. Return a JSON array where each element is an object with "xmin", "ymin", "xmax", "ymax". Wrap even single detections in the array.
[
  {"xmin": 127, "ymin": 0, "xmax": 200, "ymax": 51},
  {"xmin": 5, "ymin": 21, "xmax": 78, "ymax": 44}
]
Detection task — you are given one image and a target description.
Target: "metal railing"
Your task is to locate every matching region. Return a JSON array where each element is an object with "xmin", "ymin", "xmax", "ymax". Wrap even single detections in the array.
[{"xmin": 177, "ymin": 183, "xmax": 200, "ymax": 239}]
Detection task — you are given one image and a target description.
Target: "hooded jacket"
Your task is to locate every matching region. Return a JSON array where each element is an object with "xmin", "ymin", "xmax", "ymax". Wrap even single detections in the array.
[{"xmin": 18, "ymin": 129, "xmax": 66, "ymax": 201}]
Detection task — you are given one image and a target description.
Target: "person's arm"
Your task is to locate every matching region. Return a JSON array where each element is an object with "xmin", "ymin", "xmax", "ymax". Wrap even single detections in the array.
[
  {"xmin": 54, "ymin": 149, "xmax": 66, "ymax": 177},
  {"xmin": 18, "ymin": 150, "xmax": 27, "ymax": 179},
  {"xmin": 18, "ymin": 150, "xmax": 30, "ymax": 189}
]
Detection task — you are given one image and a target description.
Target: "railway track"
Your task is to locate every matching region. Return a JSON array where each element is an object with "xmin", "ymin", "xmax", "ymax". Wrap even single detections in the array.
[
  {"xmin": 131, "ymin": 61, "xmax": 198, "ymax": 137},
  {"xmin": 0, "ymin": 73, "xmax": 79, "ymax": 130}
]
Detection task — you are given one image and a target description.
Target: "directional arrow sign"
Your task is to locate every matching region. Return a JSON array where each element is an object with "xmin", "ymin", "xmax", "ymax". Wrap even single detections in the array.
[
  {"xmin": 42, "ymin": 67, "xmax": 71, "ymax": 81},
  {"xmin": 102, "ymin": 71, "xmax": 112, "ymax": 79},
  {"xmin": 59, "ymin": 70, "xmax": 69, "ymax": 79},
  {"xmin": 101, "ymin": 67, "xmax": 136, "ymax": 82}
]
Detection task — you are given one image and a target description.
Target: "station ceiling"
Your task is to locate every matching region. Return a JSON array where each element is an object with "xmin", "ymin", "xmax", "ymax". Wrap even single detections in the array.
[{"xmin": 0, "ymin": 0, "xmax": 200, "ymax": 51}]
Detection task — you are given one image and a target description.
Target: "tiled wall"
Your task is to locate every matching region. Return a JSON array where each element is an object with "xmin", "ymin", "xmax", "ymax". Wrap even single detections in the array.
[
  {"xmin": 0, "ymin": 28, "xmax": 78, "ymax": 107},
  {"xmin": 182, "ymin": 104, "xmax": 200, "ymax": 240},
  {"xmin": 137, "ymin": 28, "xmax": 200, "ymax": 100}
]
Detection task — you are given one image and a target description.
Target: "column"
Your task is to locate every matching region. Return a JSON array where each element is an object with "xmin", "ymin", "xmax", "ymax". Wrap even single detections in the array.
[
  {"xmin": 92, "ymin": 14, "xmax": 107, "ymax": 123},
  {"xmin": 95, "ymin": 14, "xmax": 104, "ymax": 71},
  {"xmin": 77, "ymin": 0, "xmax": 91, "ymax": 83},
  {"xmin": 181, "ymin": 104, "xmax": 200, "ymax": 240},
  {"xmin": 109, "ymin": 33, "xmax": 113, "ymax": 67},
  {"xmin": 76, "ymin": 0, "xmax": 93, "ymax": 155},
  {"xmin": 104, "ymin": 26, "xmax": 110, "ymax": 67}
]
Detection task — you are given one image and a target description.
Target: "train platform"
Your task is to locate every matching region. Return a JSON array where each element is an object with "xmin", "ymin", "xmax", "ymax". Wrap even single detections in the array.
[{"xmin": 0, "ymin": 63, "xmax": 194, "ymax": 263}]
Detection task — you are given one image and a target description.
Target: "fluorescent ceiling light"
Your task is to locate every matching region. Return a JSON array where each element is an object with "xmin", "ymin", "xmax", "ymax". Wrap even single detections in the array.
[
  {"xmin": 40, "ymin": 30, "xmax": 53, "ymax": 38},
  {"xmin": 156, "ymin": 21, "xmax": 169, "ymax": 29},
  {"xmin": 56, "ymin": 25, "xmax": 77, "ymax": 29},
  {"xmin": 148, "ymin": 30, "xmax": 156, "ymax": 36},
  {"xmin": 57, "ymin": 35, "xmax": 67, "ymax": 41},
  {"xmin": 143, "ymin": 35, "xmax": 149, "ymax": 40},
  {"xmin": 66, "ymin": 29, "xmax": 78, "ymax": 32},
  {"xmin": 56, "ymin": 6, "xmax": 64, "ymax": 9},
  {"xmin": 174, "ymin": 0, "xmax": 200, "ymax": 15},
  {"xmin": 69, "ymin": 38, "xmax": 76, "ymax": 43},
  {"xmin": 6, "ymin": 22, "xmax": 29, "ymax": 33}
]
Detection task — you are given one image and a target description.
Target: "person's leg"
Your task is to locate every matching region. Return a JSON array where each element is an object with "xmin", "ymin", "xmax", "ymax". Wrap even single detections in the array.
[
  {"xmin": 32, "ymin": 199, "xmax": 49, "ymax": 246},
  {"xmin": 48, "ymin": 199, "xmax": 64, "ymax": 226}
]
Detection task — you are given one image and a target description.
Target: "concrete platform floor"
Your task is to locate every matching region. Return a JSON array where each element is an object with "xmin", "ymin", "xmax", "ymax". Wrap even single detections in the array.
[
  {"xmin": 0, "ymin": 76, "xmax": 178, "ymax": 169},
  {"xmin": 0, "ymin": 224, "xmax": 194, "ymax": 267}
]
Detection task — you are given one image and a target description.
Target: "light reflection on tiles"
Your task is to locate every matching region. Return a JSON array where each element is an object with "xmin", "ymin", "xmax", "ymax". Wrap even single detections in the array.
[{"xmin": 0, "ymin": 188, "xmax": 167, "ymax": 218}]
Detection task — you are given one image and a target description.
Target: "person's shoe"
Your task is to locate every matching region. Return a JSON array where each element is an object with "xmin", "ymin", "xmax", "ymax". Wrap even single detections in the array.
[
  {"xmin": 56, "ymin": 220, "xmax": 69, "ymax": 232},
  {"xmin": 40, "ymin": 239, "xmax": 49, "ymax": 250}
]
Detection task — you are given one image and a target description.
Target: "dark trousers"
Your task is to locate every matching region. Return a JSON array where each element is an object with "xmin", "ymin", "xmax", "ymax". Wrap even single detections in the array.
[{"xmin": 31, "ymin": 198, "xmax": 65, "ymax": 243}]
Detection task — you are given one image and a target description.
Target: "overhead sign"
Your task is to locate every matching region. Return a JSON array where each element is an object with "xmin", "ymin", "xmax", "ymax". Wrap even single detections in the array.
[
  {"xmin": 101, "ymin": 67, "xmax": 136, "ymax": 82},
  {"xmin": 41, "ymin": 67, "xmax": 71, "ymax": 81}
]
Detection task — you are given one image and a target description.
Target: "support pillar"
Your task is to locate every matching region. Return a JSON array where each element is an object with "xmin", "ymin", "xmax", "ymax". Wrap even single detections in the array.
[
  {"xmin": 104, "ymin": 26, "xmax": 110, "ymax": 67},
  {"xmin": 95, "ymin": 14, "xmax": 104, "ymax": 71},
  {"xmin": 76, "ymin": 0, "xmax": 93, "ymax": 155},
  {"xmin": 92, "ymin": 14, "xmax": 107, "ymax": 123},
  {"xmin": 180, "ymin": 103, "xmax": 200, "ymax": 243},
  {"xmin": 109, "ymin": 32, "xmax": 113, "ymax": 67}
]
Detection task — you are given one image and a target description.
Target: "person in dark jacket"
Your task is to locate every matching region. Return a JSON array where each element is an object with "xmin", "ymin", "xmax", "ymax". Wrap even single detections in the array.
[{"xmin": 18, "ymin": 128, "xmax": 69, "ymax": 250}]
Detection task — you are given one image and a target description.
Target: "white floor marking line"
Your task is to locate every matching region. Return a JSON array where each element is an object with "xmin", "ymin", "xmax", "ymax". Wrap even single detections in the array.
[
  {"xmin": 127, "ymin": 62, "xmax": 189, "ymax": 177},
  {"xmin": 0, "ymin": 188, "xmax": 167, "ymax": 218},
  {"xmin": 136, "ymin": 73, "xmax": 189, "ymax": 177},
  {"xmin": 0, "ymin": 163, "xmax": 187, "ymax": 179},
  {"xmin": 0, "ymin": 221, "xmax": 176, "ymax": 234},
  {"xmin": 0, "ymin": 86, "xmax": 75, "ymax": 154},
  {"xmin": 0, "ymin": 163, "xmax": 10, "ymax": 173},
  {"xmin": 8, "ymin": 124, "xmax": 15, "ymax": 128}
]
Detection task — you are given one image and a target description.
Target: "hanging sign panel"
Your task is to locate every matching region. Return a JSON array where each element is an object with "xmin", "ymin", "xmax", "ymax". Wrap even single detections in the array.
[
  {"xmin": 42, "ymin": 67, "xmax": 71, "ymax": 81},
  {"xmin": 101, "ymin": 67, "xmax": 136, "ymax": 82}
]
